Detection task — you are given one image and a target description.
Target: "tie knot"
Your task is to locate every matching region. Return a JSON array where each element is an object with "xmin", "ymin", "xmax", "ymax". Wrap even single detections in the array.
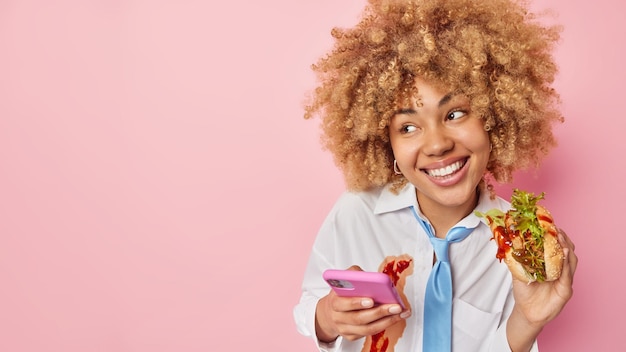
[
  {"xmin": 447, "ymin": 226, "xmax": 474, "ymax": 242},
  {"xmin": 428, "ymin": 226, "xmax": 474, "ymax": 263}
]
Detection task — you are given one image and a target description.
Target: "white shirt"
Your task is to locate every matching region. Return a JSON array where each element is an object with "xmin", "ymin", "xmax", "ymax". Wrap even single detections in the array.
[{"xmin": 293, "ymin": 183, "xmax": 539, "ymax": 352}]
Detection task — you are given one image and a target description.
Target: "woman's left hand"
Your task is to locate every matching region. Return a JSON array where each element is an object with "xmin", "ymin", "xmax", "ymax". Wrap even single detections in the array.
[
  {"xmin": 511, "ymin": 228, "xmax": 578, "ymax": 325},
  {"xmin": 505, "ymin": 229, "xmax": 577, "ymax": 351}
]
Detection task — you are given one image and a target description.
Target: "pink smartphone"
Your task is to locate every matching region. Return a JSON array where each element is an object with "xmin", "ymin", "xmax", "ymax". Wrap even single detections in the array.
[{"xmin": 323, "ymin": 269, "xmax": 405, "ymax": 309}]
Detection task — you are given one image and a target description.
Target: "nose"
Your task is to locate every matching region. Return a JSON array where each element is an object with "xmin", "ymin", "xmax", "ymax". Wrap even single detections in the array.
[{"xmin": 421, "ymin": 126, "xmax": 453, "ymax": 156}]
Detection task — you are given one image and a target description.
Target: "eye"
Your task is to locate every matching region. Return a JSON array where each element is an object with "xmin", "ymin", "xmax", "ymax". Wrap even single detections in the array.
[
  {"xmin": 400, "ymin": 124, "xmax": 418, "ymax": 134},
  {"xmin": 447, "ymin": 110, "xmax": 466, "ymax": 120}
]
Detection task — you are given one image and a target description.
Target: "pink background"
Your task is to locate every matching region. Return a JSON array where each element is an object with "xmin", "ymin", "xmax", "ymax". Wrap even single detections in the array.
[{"xmin": 0, "ymin": 0, "xmax": 622, "ymax": 350}]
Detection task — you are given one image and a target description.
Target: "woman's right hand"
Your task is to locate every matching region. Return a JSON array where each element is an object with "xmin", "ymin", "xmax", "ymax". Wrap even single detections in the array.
[{"xmin": 314, "ymin": 267, "xmax": 411, "ymax": 343}]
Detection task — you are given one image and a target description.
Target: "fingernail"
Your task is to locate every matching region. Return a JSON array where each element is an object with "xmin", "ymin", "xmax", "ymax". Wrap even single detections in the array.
[
  {"xmin": 361, "ymin": 299, "xmax": 373, "ymax": 308},
  {"xmin": 400, "ymin": 310, "xmax": 411, "ymax": 319},
  {"xmin": 388, "ymin": 305, "xmax": 402, "ymax": 314}
]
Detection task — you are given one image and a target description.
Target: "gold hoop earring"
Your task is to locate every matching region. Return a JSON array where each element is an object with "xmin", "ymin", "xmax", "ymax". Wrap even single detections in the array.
[{"xmin": 393, "ymin": 160, "xmax": 402, "ymax": 175}]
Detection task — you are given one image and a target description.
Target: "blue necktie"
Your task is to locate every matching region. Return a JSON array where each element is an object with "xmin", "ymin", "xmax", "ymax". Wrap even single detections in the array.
[{"xmin": 413, "ymin": 211, "xmax": 474, "ymax": 352}]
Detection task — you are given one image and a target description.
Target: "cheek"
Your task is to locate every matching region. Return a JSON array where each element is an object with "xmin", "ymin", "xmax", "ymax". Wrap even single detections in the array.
[
  {"xmin": 465, "ymin": 131, "xmax": 491, "ymax": 166},
  {"xmin": 461, "ymin": 122, "xmax": 490, "ymax": 151},
  {"xmin": 389, "ymin": 133, "xmax": 401, "ymax": 157},
  {"xmin": 390, "ymin": 137, "xmax": 419, "ymax": 161},
  {"xmin": 469, "ymin": 133, "xmax": 490, "ymax": 152}
]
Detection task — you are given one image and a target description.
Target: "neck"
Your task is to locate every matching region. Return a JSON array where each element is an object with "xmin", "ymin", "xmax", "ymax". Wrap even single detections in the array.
[{"xmin": 417, "ymin": 188, "xmax": 480, "ymax": 238}]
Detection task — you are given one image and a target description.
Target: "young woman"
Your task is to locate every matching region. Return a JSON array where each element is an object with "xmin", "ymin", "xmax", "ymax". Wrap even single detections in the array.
[{"xmin": 294, "ymin": 0, "xmax": 577, "ymax": 351}]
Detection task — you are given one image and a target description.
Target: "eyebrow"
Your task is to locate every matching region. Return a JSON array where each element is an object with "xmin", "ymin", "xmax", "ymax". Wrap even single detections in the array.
[
  {"xmin": 395, "ymin": 92, "xmax": 455, "ymax": 115},
  {"xmin": 396, "ymin": 107, "xmax": 416, "ymax": 115},
  {"xmin": 438, "ymin": 92, "xmax": 454, "ymax": 107}
]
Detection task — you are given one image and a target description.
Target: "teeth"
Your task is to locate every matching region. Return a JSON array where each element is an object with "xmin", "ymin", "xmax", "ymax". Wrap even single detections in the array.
[{"xmin": 426, "ymin": 160, "xmax": 464, "ymax": 177}]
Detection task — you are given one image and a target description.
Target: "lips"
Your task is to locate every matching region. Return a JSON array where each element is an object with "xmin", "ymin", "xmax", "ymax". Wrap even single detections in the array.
[{"xmin": 423, "ymin": 158, "xmax": 467, "ymax": 178}]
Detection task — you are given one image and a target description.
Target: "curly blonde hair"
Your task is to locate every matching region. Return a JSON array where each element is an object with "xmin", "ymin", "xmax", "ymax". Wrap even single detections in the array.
[{"xmin": 304, "ymin": 0, "xmax": 563, "ymax": 191}]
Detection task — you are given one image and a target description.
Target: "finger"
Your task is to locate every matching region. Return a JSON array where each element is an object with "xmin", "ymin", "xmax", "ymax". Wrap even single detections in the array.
[
  {"xmin": 558, "ymin": 229, "xmax": 578, "ymax": 272},
  {"xmin": 329, "ymin": 301, "xmax": 395, "ymax": 325},
  {"xmin": 331, "ymin": 294, "xmax": 408, "ymax": 317},
  {"xmin": 336, "ymin": 306, "xmax": 410, "ymax": 339},
  {"xmin": 557, "ymin": 246, "xmax": 577, "ymax": 290},
  {"xmin": 557, "ymin": 229, "xmax": 578, "ymax": 279},
  {"xmin": 346, "ymin": 265, "xmax": 364, "ymax": 271},
  {"xmin": 330, "ymin": 294, "xmax": 376, "ymax": 313},
  {"xmin": 350, "ymin": 312, "xmax": 409, "ymax": 338},
  {"xmin": 565, "ymin": 246, "xmax": 578, "ymax": 276},
  {"xmin": 557, "ymin": 228, "xmax": 575, "ymax": 251}
]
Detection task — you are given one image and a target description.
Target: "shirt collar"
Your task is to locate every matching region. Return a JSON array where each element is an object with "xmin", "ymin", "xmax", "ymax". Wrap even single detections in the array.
[
  {"xmin": 373, "ymin": 182, "xmax": 505, "ymax": 228},
  {"xmin": 373, "ymin": 182, "xmax": 417, "ymax": 215}
]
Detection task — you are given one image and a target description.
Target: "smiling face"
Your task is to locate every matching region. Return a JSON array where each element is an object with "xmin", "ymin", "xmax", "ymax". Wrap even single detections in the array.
[{"xmin": 389, "ymin": 78, "xmax": 490, "ymax": 225}]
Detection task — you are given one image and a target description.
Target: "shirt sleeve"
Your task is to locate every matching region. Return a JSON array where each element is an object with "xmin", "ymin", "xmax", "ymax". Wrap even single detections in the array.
[
  {"xmin": 293, "ymin": 207, "xmax": 343, "ymax": 351},
  {"xmin": 294, "ymin": 260, "xmax": 349, "ymax": 351},
  {"xmin": 486, "ymin": 288, "xmax": 539, "ymax": 352},
  {"xmin": 488, "ymin": 319, "xmax": 539, "ymax": 351},
  {"xmin": 293, "ymin": 291, "xmax": 344, "ymax": 352}
]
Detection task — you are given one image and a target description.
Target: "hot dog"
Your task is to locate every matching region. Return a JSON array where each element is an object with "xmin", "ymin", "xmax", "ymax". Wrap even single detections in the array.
[{"xmin": 476, "ymin": 189, "xmax": 564, "ymax": 283}]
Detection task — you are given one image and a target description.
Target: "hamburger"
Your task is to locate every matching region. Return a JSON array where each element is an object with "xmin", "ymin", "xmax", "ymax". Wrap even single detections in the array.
[{"xmin": 476, "ymin": 189, "xmax": 564, "ymax": 283}]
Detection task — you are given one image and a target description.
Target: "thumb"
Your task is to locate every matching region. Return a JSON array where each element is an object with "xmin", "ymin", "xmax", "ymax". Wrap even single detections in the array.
[{"xmin": 346, "ymin": 265, "xmax": 364, "ymax": 272}]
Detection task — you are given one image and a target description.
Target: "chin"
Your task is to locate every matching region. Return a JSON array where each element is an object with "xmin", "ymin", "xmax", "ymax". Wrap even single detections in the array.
[{"xmin": 416, "ymin": 181, "xmax": 480, "ymax": 210}]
